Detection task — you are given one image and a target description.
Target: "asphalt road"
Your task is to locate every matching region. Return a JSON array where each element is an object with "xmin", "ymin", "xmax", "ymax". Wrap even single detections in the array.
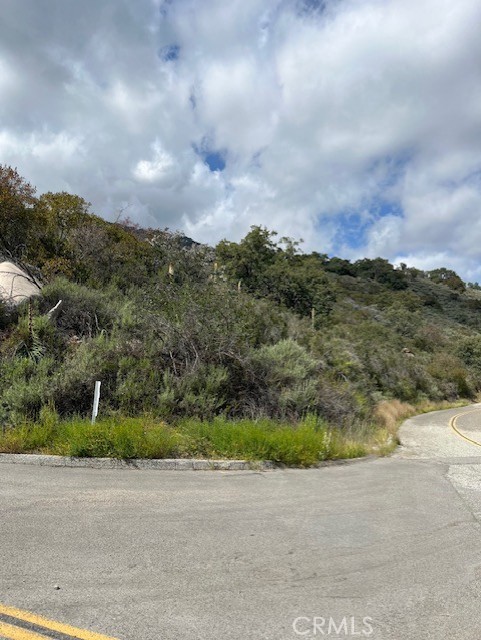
[{"xmin": 2, "ymin": 405, "xmax": 481, "ymax": 639}]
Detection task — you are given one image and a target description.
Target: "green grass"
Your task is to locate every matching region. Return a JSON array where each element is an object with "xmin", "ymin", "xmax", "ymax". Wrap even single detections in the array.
[{"xmin": 0, "ymin": 413, "xmax": 367, "ymax": 467}]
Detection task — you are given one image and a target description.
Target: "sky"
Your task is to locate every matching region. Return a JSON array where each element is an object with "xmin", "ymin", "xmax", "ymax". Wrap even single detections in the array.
[{"xmin": 1, "ymin": 0, "xmax": 481, "ymax": 279}]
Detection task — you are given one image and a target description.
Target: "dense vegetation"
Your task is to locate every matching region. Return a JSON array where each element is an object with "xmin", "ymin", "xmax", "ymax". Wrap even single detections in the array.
[{"xmin": 0, "ymin": 164, "xmax": 480, "ymax": 462}]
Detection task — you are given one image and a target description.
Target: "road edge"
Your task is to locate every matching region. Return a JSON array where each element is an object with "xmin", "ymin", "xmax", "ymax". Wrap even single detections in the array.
[
  {"xmin": 0, "ymin": 452, "xmax": 371, "ymax": 471},
  {"xmin": 0, "ymin": 453, "xmax": 273, "ymax": 471}
]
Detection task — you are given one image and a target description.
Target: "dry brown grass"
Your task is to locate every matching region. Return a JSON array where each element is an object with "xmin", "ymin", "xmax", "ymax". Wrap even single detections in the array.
[
  {"xmin": 368, "ymin": 397, "xmax": 472, "ymax": 457},
  {"xmin": 374, "ymin": 399, "xmax": 416, "ymax": 436}
]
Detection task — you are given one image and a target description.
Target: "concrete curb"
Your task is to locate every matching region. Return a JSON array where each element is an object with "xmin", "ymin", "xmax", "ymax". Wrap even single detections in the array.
[
  {"xmin": 0, "ymin": 453, "xmax": 277, "ymax": 471},
  {"xmin": 0, "ymin": 452, "xmax": 372, "ymax": 471}
]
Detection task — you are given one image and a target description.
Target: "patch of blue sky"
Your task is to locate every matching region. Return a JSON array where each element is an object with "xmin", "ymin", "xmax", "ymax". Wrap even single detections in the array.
[
  {"xmin": 193, "ymin": 141, "xmax": 227, "ymax": 172},
  {"xmin": 325, "ymin": 198, "xmax": 403, "ymax": 255},
  {"xmin": 328, "ymin": 211, "xmax": 371, "ymax": 253},
  {"xmin": 371, "ymin": 198, "xmax": 403, "ymax": 219},
  {"xmin": 204, "ymin": 151, "xmax": 226, "ymax": 172},
  {"xmin": 158, "ymin": 44, "xmax": 180, "ymax": 62}
]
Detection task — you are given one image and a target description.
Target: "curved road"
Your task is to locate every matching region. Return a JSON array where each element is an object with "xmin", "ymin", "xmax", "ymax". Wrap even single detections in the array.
[
  {"xmin": 398, "ymin": 402, "xmax": 481, "ymax": 460},
  {"xmin": 2, "ymin": 406, "xmax": 481, "ymax": 639}
]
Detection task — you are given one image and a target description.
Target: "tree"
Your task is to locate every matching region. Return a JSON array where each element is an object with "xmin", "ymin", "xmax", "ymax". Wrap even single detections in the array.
[
  {"xmin": 149, "ymin": 229, "xmax": 214, "ymax": 285},
  {"xmin": 353, "ymin": 258, "xmax": 408, "ymax": 290},
  {"xmin": 36, "ymin": 192, "xmax": 91, "ymax": 256},
  {"xmin": 427, "ymin": 268, "xmax": 466, "ymax": 292},
  {"xmin": 217, "ymin": 226, "xmax": 278, "ymax": 292},
  {"xmin": 324, "ymin": 257, "xmax": 356, "ymax": 276},
  {"xmin": 0, "ymin": 165, "xmax": 37, "ymax": 260},
  {"xmin": 263, "ymin": 256, "xmax": 336, "ymax": 319},
  {"xmin": 217, "ymin": 227, "xmax": 336, "ymax": 319}
]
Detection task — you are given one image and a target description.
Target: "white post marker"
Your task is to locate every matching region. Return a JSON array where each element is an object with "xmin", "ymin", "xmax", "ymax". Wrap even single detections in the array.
[{"xmin": 91, "ymin": 380, "xmax": 101, "ymax": 424}]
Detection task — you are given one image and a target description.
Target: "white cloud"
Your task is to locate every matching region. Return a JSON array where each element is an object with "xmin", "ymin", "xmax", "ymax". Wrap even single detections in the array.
[
  {"xmin": 0, "ymin": 130, "xmax": 83, "ymax": 166},
  {"xmin": 133, "ymin": 141, "xmax": 178, "ymax": 184},
  {"xmin": 0, "ymin": 0, "xmax": 481, "ymax": 277}
]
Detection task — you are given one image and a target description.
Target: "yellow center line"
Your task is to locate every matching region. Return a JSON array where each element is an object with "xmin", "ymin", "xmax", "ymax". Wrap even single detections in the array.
[
  {"xmin": 449, "ymin": 408, "xmax": 481, "ymax": 448},
  {"xmin": 0, "ymin": 619, "xmax": 47, "ymax": 640},
  {"xmin": 0, "ymin": 604, "xmax": 119, "ymax": 640}
]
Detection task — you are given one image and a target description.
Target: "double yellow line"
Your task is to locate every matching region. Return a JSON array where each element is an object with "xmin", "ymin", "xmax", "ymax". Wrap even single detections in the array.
[
  {"xmin": 449, "ymin": 408, "xmax": 481, "ymax": 448},
  {"xmin": 0, "ymin": 603, "xmax": 118, "ymax": 640}
]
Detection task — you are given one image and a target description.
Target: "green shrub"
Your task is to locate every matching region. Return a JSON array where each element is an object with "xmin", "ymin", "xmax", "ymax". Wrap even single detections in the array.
[
  {"xmin": 249, "ymin": 339, "xmax": 320, "ymax": 418},
  {"xmin": 116, "ymin": 356, "xmax": 163, "ymax": 414},
  {"xmin": 40, "ymin": 278, "xmax": 117, "ymax": 338},
  {"xmin": 456, "ymin": 335, "xmax": 481, "ymax": 378},
  {"xmin": 158, "ymin": 365, "xmax": 229, "ymax": 419},
  {"xmin": 0, "ymin": 356, "xmax": 56, "ymax": 422}
]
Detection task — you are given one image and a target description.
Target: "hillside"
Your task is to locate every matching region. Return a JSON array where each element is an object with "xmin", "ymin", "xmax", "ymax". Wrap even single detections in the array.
[{"xmin": 1, "ymin": 164, "xmax": 480, "ymax": 444}]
